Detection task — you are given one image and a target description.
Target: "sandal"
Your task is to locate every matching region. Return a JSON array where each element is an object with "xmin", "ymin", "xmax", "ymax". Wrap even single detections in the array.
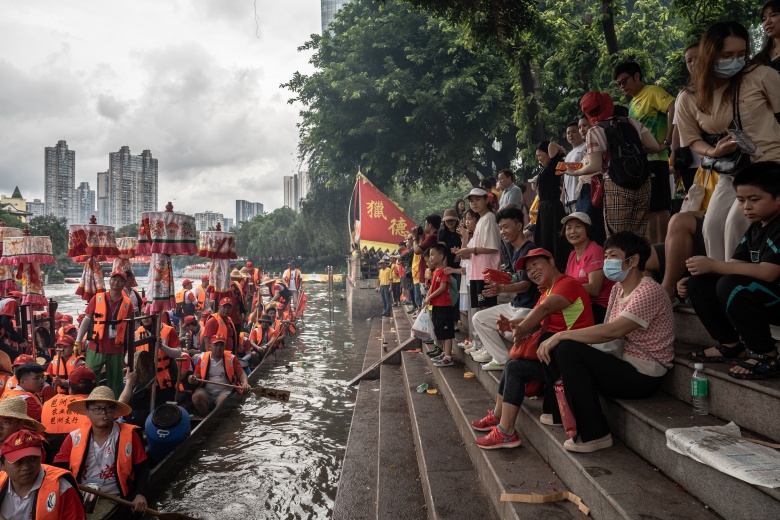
[
  {"xmin": 729, "ymin": 351, "xmax": 780, "ymax": 380},
  {"xmin": 688, "ymin": 342, "xmax": 746, "ymax": 364}
]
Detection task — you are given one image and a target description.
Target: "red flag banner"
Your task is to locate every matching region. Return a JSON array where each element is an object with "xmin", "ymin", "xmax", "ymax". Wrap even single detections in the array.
[{"xmin": 357, "ymin": 175, "xmax": 415, "ymax": 252}]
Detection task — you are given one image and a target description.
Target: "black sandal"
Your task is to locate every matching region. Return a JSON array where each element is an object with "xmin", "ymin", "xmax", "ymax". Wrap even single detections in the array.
[
  {"xmin": 688, "ymin": 342, "xmax": 746, "ymax": 364},
  {"xmin": 729, "ymin": 351, "xmax": 780, "ymax": 380}
]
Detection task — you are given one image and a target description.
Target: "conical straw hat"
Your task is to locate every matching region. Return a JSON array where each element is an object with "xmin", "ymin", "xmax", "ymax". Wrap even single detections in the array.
[{"xmin": 0, "ymin": 397, "xmax": 45, "ymax": 432}]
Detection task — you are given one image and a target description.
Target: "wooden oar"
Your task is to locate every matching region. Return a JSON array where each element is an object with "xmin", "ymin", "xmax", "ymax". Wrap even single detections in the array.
[
  {"xmin": 77, "ymin": 485, "xmax": 200, "ymax": 520},
  {"xmin": 192, "ymin": 378, "xmax": 291, "ymax": 403}
]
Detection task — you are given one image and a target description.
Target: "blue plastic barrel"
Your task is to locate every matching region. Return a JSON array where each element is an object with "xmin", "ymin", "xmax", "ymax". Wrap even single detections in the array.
[{"xmin": 145, "ymin": 404, "xmax": 191, "ymax": 464}]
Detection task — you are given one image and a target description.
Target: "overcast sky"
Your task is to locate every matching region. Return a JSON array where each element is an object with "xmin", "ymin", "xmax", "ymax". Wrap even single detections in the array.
[{"xmin": 0, "ymin": 0, "xmax": 320, "ymax": 219}]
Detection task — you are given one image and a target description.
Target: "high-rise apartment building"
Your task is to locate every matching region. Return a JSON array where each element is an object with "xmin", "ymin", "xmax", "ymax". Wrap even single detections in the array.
[
  {"xmin": 222, "ymin": 217, "xmax": 234, "ymax": 231},
  {"xmin": 235, "ymin": 200, "xmax": 264, "ymax": 224},
  {"xmin": 321, "ymin": 0, "xmax": 351, "ymax": 33},
  {"xmin": 283, "ymin": 175, "xmax": 299, "ymax": 212},
  {"xmin": 298, "ymin": 171, "xmax": 309, "ymax": 202},
  {"xmin": 194, "ymin": 211, "xmax": 224, "ymax": 231},
  {"xmin": 96, "ymin": 171, "xmax": 109, "ymax": 225},
  {"xmin": 76, "ymin": 182, "xmax": 96, "ymax": 224},
  {"xmin": 103, "ymin": 147, "xmax": 158, "ymax": 229},
  {"xmin": 26, "ymin": 199, "xmax": 45, "ymax": 219},
  {"xmin": 44, "ymin": 140, "xmax": 76, "ymax": 223}
]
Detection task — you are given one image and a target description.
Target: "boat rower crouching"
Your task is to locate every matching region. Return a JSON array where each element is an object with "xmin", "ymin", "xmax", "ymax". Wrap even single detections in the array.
[{"xmin": 187, "ymin": 335, "xmax": 250, "ymax": 416}]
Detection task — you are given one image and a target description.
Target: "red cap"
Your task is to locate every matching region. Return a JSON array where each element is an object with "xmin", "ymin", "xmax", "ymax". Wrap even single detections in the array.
[
  {"xmin": 182, "ymin": 279, "xmax": 193, "ymax": 286},
  {"xmin": 109, "ymin": 270, "xmax": 127, "ymax": 281},
  {"xmin": 54, "ymin": 312, "xmax": 63, "ymax": 321},
  {"xmin": 68, "ymin": 366, "xmax": 96, "ymax": 384},
  {"xmin": 39, "ymin": 312, "xmax": 49, "ymax": 319},
  {"xmin": 246, "ymin": 261, "xmax": 253, "ymax": 268},
  {"xmin": 1, "ymin": 430, "xmax": 44, "ymax": 463},
  {"xmin": 183, "ymin": 315, "xmax": 197, "ymax": 326},
  {"xmin": 201, "ymin": 310, "xmax": 212, "ymax": 317},
  {"xmin": 201, "ymin": 275, "xmax": 209, "ymax": 282},
  {"xmin": 77, "ymin": 313, "xmax": 86, "ymax": 324},
  {"xmin": 62, "ymin": 314, "xmax": 74, "ymax": 323},
  {"xmin": 60, "ymin": 324, "xmax": 78, "ymax": 336},
  {"xmin": 13, "ymin": 354, "xmax": 36, "ymax": 366},
  {"xmin": 210, "ymin": 334, "xmax": 227, "ymax": 345},
  {"xmin": 219, "ymin": 297, "xmax": 233, "ymax": 307},
  {"xmin": 55, "ymin": 335, "xmax": 76, "ymax": 347},
  {"xmin": 514, "ymin": 248, "xmax": 554, "ymax": 271},
  {"xmin": 9, "ymin": 291, "xmax": 22, "ymax": 298}
]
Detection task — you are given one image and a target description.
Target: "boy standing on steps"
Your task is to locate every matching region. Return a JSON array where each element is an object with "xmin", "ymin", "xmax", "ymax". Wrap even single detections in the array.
[{"xmin": 423, "ymin": 244, "xmax": 455, "ymax": 368}]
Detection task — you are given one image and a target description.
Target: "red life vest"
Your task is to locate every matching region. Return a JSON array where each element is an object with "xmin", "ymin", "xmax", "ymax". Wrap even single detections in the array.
[
  {"xmin": 0, "ymin": 465, "xmax": 79, "ymax": 520},
  {"xmin": 68, "ymin": 423, "xmax": 139, "ymax": 497},
  {"xmin": 197, "ymin": 351, "xmax": 241, "ymax": 394},
  {"xmin": 93, "ymin": 292, "xmax": 132, "ymax": 345}
]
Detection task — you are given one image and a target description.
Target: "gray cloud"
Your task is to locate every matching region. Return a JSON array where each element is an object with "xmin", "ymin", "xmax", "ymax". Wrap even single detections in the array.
[{"xmin": 96, "ymin": 94, "xmax": 127, "ymax": 121}]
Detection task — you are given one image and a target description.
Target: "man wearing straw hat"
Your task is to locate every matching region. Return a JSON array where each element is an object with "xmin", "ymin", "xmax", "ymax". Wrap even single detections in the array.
[
  {"xmin": 187, "ymin": 335, "xmax": 250, "ymax": 416},
  {"xmin": 0, "ymin": 396, "xmax": 46, "ymax": 445},
  {"xmin": 0, "ymin": 429, "xmax": 86, "ymax": 519},
  {"xmin": 53, "ymin": 386, "xmax": 149, "ymax": 514}
]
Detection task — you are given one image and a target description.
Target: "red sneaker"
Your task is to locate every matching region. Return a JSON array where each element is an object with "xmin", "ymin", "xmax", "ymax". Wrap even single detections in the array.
[
  {"xmin": 476, "ymin": 425, "xmax": 521, "ymax": 450},
  {"xmin": 471, "ymin": 409, "xmax": 500, "ymax": 431}
]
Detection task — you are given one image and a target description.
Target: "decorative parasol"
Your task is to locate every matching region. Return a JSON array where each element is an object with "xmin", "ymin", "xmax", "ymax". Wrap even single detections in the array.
[
  {"xmin": 0, "ymin": 228, "xmax": 56, "ymax": 310},
  {"xmin": 67, "ymin": 216, "xmax": 120, "ymax": 301},
  {"xmin": 137, "ymin": 202, "xmax": 197, "ymax": 313},
  {"xmin": 113, "ymin": 234, "xmax": 138, "ymax": 286},
  {"xmin": 197, "ymin": 222, "xmax": 237, "ymax": 304},
  {"xmin": 0, "ymin": 222, "xmax": 23, "ymax": 296}
]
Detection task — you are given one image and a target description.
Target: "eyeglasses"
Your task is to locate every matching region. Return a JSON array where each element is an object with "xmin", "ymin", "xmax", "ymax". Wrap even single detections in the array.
[
  {"xmin": 615, "ymin": 76, "xmax": 631, "ymax": 87},
  {"xmin": 87, "ymin": 406, "xmax": 116, "ymax": 415},
  {"xmin": 23, "ymin": 375, "xmax": 45, "ymax": 382}
]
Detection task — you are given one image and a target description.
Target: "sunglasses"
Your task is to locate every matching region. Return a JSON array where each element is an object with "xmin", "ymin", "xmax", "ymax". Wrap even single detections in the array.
[{"xmin": 615, "ymin": 76, "xmax": 631, "ymax": 87}]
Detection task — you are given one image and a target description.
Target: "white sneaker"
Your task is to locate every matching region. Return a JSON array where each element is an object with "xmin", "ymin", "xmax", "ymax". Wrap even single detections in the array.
[
  {"xmin": 481, "ymin": 359, "xmax": 505, "ymax": 371},
  {"xmin": 563, "ymin": 434, "xmax": 613, "ymax": 453},
  {"xmin": 468, "ymin": 347, "xmax": 485, "ymax": 359},
  {"xmin": 464, "ymin": 343, "xmax": 480, "ymax": 354},
  {"xmin": 539, "ymin": 414, "xmax": 562, "ymax": 427},
  {"xmin": 471, "ymin": 350, "xmax": 492, "ymax": 363}
]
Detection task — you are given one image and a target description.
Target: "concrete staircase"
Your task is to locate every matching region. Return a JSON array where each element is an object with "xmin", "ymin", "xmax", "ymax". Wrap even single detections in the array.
[{"xmin": 335, "ymin": 304, "xmax": 780, "ymax": 519}]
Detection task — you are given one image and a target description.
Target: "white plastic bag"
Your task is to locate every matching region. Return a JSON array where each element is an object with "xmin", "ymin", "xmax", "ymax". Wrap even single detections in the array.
[{"xmin": 412, "ymin": 308, "xmax": 436, "ymax": 341}]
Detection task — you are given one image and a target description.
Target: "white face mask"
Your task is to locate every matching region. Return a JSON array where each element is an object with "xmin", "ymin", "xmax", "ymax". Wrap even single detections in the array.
[{"xmin": 713, "ymin": 57, "xmax": 745, "ymax": 78}]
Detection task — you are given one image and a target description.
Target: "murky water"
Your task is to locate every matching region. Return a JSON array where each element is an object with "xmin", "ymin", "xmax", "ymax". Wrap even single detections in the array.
[{"xmin": 43, "ymin": 277, "xmax": 367, "ymax": 520}]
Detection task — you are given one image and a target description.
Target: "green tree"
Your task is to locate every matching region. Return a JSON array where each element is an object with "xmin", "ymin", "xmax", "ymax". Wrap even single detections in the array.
[
  {"xmin": 0, "ymin": 210, "xmax": 25, "ymax": 230},
  {"xmin": 117, "ymin": 223, "xmax": 139, "ymax": 237},
  {"xmin": 284, "ymin": 0, "xmax": 520, "ymax": 193},
  {"xmin": 28, "ymin": 215, "xmax": 69, "ymax": 257}
]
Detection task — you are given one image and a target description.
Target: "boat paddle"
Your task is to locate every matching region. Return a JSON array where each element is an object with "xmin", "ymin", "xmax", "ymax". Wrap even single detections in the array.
[
  {"xmin": 76, "ymin": 485, "xmax": 200, "ymax": 520},
  {"xmin": 192, "ymin": 378, "xmax": 291, "ymax": 403}
]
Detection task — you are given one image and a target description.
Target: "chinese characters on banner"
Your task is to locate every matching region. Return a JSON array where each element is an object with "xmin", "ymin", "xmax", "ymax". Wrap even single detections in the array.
[{"xmin": 357, "ymin": 175, "xmax": 415, "ymax": 252}]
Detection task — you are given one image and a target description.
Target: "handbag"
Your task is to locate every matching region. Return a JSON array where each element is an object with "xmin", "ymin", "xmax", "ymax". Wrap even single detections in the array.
[
  {"xmin": 680, "ymin": 167, "xmax": 718, "ymax": 213},
  {"xmin": 700, "ymin": 80, "xmax": 750, "ymax": 174},
  {"xmin": 590, "ymin": 174, "xmax": 604, "ymax": 209},
  {"xmin": 554, "ymin": 380, "xmax": 577, "ymax": 438}
]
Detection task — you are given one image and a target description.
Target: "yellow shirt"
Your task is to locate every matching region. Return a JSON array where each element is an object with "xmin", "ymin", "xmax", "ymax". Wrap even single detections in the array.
[
  {"xmin": 378, "ymin": 267, "xmax": 393, "ymax": 286},
  {"xmin": 411, "ymin": 254, "xmax": 421, "ymax": 284},
  {"xmin": 390, "ymin": 263, "xmax": 401, "ymax": 283},
  {"xmin": 529, "ymin": 196, "xmax": 539, "ymax": 225}
]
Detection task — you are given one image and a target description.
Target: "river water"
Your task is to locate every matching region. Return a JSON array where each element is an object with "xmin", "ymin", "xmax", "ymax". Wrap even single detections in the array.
[{"xmin": 43, "ymin": 277, "xmax": 367, "ymax": 519}]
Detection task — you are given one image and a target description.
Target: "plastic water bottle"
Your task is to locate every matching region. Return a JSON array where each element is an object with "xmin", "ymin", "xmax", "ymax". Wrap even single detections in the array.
[
  {"xmin": 691, "ymin": 363, "xmax": 709, "ymax": 415},
  {"xmin": 416, "ymin": 383, "xmax": 428, "ymax": 393}
]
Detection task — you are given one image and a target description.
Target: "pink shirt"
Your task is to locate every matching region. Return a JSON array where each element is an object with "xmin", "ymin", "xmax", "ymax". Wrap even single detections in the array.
[{"xmin": 565, "ymin": 241, "xmax": 614, "ymax": 307}]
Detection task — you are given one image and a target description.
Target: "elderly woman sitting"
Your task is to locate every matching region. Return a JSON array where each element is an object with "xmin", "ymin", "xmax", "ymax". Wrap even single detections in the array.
[
  {"xmin": 471, "ymin": 248, "xmax": 594, "ymax": 450},
  {"xmin": 537, "ymin": 231, "xmax": 674, "ymax": 453}
]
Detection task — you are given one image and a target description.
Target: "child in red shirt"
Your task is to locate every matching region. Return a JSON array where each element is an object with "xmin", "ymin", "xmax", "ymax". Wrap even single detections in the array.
[{"xmin": 422, "ymin": 244, "xmax": 455, "ymax": 367}]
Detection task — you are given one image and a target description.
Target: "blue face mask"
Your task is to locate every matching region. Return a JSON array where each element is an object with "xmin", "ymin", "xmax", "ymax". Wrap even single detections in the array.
[
  {"xmin": 603, "ymin": 259, "xmax": 630, "ymax": 282},
  {"xmin": 714, "ymin": 57, "xmax": 745, "ymax": 78}
]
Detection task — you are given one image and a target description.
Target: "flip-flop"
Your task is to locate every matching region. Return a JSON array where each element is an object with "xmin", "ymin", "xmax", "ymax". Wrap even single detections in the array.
[
  {"xmin": 729, "ymin": 352, "xmax": 779, "ymax": 380},
  {"xmin": 688, "ymin": 342, "xmax": 746, "ymax": 364}
]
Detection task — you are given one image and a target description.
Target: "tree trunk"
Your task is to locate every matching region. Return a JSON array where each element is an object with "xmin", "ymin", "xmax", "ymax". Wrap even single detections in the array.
[
  {"xmin": 517, "ymin": 63, "xmax": 546, "ymax": 145},
  {"xmin": 601, "ymin": 0, "xmax": 619, "ymax": 57}
]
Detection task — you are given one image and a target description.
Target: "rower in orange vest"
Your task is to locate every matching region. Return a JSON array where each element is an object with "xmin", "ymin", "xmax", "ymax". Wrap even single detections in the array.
[
  {"xmin": 45, "ymin": 335, "xmax": 85, "ymax": 395},
  {"xmin": 194, "ymin": 275, "xmax": 212, "ymax": 315},
  {"xmin": 187, "ymin": 335, "xmax": 250, "ymax": 416},
  {"xmin": 0, "ymin": 362, "xmax": 46, "ymax": 421},
  {"xmin": 134, "ymin": 314, "xmax": 182, "ymax": 407},
  {"xmin": 201, "ymin": 298, "xmax": 238, "ymax": 352}
]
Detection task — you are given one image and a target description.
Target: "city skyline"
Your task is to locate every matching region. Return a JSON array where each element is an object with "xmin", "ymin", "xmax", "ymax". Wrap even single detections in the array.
[{"xmin": 1, "ymin": 1, "xmax": 319, "ymax": 220}]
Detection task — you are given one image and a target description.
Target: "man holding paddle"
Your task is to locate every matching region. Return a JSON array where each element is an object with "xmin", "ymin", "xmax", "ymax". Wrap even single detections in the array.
[{"xmin": 188, "ymin": 335, "xmax": 250, "ymax": 416}]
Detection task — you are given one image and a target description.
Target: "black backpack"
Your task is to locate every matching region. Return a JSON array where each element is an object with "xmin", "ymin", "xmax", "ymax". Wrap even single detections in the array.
[{"xmin": 596, "ymin": 117, "xmax": 650, "ymax": 189}]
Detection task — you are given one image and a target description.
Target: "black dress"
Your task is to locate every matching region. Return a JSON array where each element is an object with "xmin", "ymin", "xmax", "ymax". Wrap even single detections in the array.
[{"xmin": 535, "ymin": 152, "xmax": 571, "ymax": 271}]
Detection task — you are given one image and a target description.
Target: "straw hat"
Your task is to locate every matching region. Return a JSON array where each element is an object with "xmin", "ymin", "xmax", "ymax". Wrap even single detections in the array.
[
  {"xmin": 0, "ymin": 351, "xmax": 12, "ymax": 374},
  {"xmin": 261, "ymin": 277, "xmax": 274, "ymax": 286},
  {"xmin": 0, "ymin": 397, "xmax": 45, "ymax": 432},
  {"xmin": 239, "ymin": 267, "xmax": 250, "ymax": 278},
  {"xmin": 67, "ymin": 386, "xmax": 132, "ymax": 418},
  {"xmin": 230, "ymin": 268, "xmax": 243, "ymax": 279}
]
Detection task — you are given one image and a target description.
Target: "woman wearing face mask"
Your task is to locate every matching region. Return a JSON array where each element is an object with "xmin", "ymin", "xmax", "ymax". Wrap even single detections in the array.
[
  {"xmin": 536, "ymin": 232, "xmax": 674, "ymax": 453},
  {"xmin": 676, "ymin": 21, "xmax": 780, "ymax": 262}
]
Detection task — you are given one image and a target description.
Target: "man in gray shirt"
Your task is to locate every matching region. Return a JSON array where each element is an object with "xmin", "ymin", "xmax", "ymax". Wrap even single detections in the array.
[{"xmin": 497, "ymin": 169, "xmax": 524, "ymax": 210}]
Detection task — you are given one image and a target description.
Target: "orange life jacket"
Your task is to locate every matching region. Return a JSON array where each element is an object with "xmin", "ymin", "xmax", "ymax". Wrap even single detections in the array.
[
  {"xmin": 93, "ymin": 292, "xmax": 132, "ymax": 345},
  {"xmin": 40, "ymin": 394, "xmax": 92, "ymax": 433},
  {"xmin": 69, "ymin": 422, "xmax": 139, "ymax": 497},
  {"xmin": 0, "ymin": 373, "xmax": 9, "ymax": 398},
  {"xmin": 174, "ymin": 289, "xmax": 186, "ymax": 304},
  {"xmin": 5, "ymin": 376, "xmax": 16, "ymax": 391},
  {"xmin": 135, "ymin": 324, "xmax": 176, "ymax": 389},
  {"xmin": 212, "ymin": 314, "xmax": 236, "ymax": 351},
  {"xmin": 0, "ymin": 465, "xmax": 79, "ymax": 520},
  {"xmin": 197, "ymin": 351, "xmax": 241, "ymax": 394},
  {"xmin": 283, "ymin": 268, "xmax": 302, "ymax": 288},
  {"xmin": 1, "ymin": 388, "xmax": 40, "ymax": 404},
  {"xmin": 196, "ymin": 285, "xmax": 209, "ymax": 311},
  {"xmin": 47, "ymin": 355, "xmax": 86, "ymax": 394}
]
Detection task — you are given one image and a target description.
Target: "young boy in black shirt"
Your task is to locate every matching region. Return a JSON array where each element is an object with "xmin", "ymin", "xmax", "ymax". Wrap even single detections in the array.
[{"xmin": 681, "ymin": 162, "xmax": 780, "ymax": 379}]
